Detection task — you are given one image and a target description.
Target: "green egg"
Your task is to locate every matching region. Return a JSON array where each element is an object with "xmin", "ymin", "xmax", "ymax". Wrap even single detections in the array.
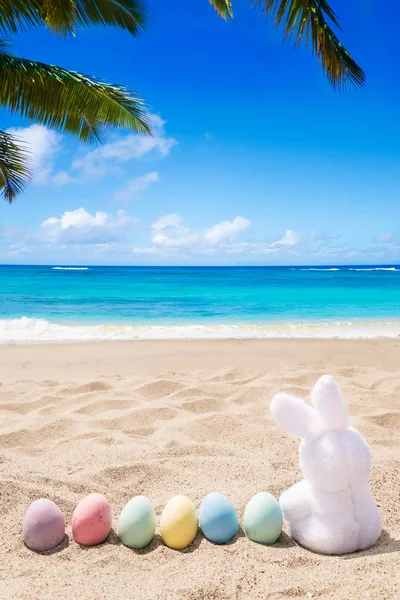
[
  {"xmin": 243, "ymin": 492, "xmax": 283, "ymax": 545},
  {"xmin": 117, "ymin": 496, "xmax": 156, "ymax": 549}
]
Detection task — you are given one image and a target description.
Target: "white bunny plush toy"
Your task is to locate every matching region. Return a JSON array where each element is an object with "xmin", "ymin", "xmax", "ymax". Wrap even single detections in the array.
[{"xmin": 270, "ymin": 375, "xmax": 382, "ymax": 555}]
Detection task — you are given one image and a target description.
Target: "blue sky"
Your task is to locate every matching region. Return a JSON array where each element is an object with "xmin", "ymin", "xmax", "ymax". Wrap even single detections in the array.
[{"xmin": 1, "ymin": 0, "xmax": 399, "ymax": 266}]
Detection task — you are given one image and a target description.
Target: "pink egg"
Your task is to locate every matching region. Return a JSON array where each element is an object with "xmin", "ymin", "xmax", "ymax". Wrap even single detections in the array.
[
  {"xmin": 72, "ymin": 493, "xmax": 112, "ymax": 546},
  {"xmin": 23, "ymin": 498, "xmax": 65, "ymax": 552}
]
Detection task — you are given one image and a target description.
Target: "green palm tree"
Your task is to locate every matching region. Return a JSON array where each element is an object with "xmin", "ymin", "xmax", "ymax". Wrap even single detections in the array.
[
  {"xmin": 209, "ymin": 1, "xmax": 365, "ymax": 89},
  {"xmin": 1, "ymin": 1, "xmax": 364, "ymax": 203},
  {"xmin": 0, "ymin": 1, "xmax": 150, "ymax": 203}
]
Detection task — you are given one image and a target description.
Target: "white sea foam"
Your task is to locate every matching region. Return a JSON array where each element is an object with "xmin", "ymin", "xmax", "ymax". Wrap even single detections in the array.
[
  {"xmin": 0, "ymin": 317, "xmax": 399, "ymax": 344},
  {"xmin": 52, "ymin": 267, "xmax": 89, "ymax": 271},
  {"xmin": 293, "ymin": 267, "xmax": 399, "ymax": 272},
  {"xmin": 348, "ymin": 267, "xmax": 398, "ymax": 271}
]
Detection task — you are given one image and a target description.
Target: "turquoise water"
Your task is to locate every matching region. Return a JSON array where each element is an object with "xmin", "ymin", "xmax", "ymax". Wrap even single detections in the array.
[{"xmin": 0, "ymin": 265, "xmax": 399, "ymax": 341}]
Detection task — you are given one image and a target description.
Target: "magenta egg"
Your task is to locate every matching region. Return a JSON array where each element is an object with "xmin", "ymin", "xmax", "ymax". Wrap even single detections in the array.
[
  {"xmin": 72, "ymin": 493, "xmax": 112, "ymax": 546},
  {"xmin": 23, "ymin": 498, "xmax": 65, "ymax": 552}
]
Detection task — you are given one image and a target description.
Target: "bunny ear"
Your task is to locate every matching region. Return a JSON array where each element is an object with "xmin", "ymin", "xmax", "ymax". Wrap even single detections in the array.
[
  {"xmin": 311, "ymin": 375, "xmax": 349, "ymax": 431},
  {"xmin": 270, "ymin": 393, "xmax": 318, "ymax": 439}
]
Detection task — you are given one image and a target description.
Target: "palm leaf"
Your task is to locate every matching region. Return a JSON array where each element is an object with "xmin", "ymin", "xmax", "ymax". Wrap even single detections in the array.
[
  {"xmin": 252, "ymin": 1, "xmax": 365, "ymax": 89},
  {"xmin": 0, "ymin": 2, "xmax": 42, "ymax": 35},
  {"xmin": 39, "ymin": 0, "xmax": 148, "ymax": 36},
  {"xmin": 0, "ymin": 130, "xmax": 32, "ymax": 203},
  {"xmin": 208, "ymin": 0, "xmax": 234, "ymax": 19},
  {"xmin": 0, "ymin": 46, "xmax": 151, "ymax": 143},
  {"xmin": 0, "ymin": 0, "xmax": 147, "ymax": 37}
]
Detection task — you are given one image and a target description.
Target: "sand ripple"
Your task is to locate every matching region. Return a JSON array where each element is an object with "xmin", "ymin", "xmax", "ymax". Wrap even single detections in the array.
[{"xmin": 0, "ymin": 340, "xmax": 399, "ymax": 599}]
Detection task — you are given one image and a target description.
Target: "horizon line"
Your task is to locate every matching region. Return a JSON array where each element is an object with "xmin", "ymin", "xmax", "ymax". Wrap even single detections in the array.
[{"xmin": 1, "ymin": 263, "xmax": 400, "ymax": 269}]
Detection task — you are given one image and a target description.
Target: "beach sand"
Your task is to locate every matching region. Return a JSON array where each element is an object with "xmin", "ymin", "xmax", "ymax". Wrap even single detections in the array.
[{"xmin": 0, "ymin": 340, "xmax": 399, "ymax": 599}]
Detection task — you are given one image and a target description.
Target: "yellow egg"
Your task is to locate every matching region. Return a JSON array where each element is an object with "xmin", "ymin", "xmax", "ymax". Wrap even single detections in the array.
[{"xmin": 160, "ymin": 495, "xmax": 198, "ymax": 550}]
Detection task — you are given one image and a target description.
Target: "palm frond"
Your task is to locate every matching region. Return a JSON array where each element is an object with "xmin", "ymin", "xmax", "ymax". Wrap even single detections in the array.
[
  {"xmin": 0, "ymin": 1, "xmax": 42, "ymax": 35},
  {"xmin": 208, "ymin": 0, "xmax": 234, "ymax": 20},
  {"xmin": 39, "ymin": 0, "xmax": 148, "ymax": 37},
  {"xmin": 0, "ymin": 49, "xmax": 151, "ymax": 143},
  {"xmin": 0, "ymin": 130, "xmax": 32, "ymax": 203},
  {"xmin": 252, "ymin": 1, "xmax": 365, "ymax": 89},
  {"xmin": 0, "ymin": 0, "xmax": 147, "ymax": 37},
  {"xmin": 0, "ymin": 0, "xmax": 41, "ymax": 34}
]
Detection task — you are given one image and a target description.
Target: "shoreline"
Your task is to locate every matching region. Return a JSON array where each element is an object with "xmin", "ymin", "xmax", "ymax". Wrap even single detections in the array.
[{"xmin": 1, "ymin": 316, "xmax": 400, "ymax": 344}]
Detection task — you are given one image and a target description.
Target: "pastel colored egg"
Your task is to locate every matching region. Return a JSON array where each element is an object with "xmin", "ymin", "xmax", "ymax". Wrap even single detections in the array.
[
  {"xmin": 23, "ymin": 498, "xmax": 65, "ymax": 552},
  {"xmin": 117, "ymin": 496, "xmax": 156, "ymax": 549},
  {"xmin": 199, "ymin": 492, "xmax": 238, "ymax": 544},
  {"xmin": 160, "ymin": 495, "xmax": 198, "ymax": 550},
  {"xmin": 243, "ymin": 492, "xmax": 283, "ymax": 544},
  {"xmin": 72, "ymin": 493, "xmax": 112, "ymax": 546}
]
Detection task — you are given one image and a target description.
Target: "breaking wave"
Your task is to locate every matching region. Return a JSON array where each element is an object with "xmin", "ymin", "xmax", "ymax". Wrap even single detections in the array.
[
  {"xmin": 348, "ymin": 267, "xmax": 398, "ymax": 271},
  {"xmin": 52, "ymin": 267, "xmax": 89, "ymax": 271},
  {"xmin": 292, "ymin": 267, "xmax": 399, "ymax": 272},
  {"xmin": 0, "ymin": 317, "xmax": 399, "ymax": 344}
]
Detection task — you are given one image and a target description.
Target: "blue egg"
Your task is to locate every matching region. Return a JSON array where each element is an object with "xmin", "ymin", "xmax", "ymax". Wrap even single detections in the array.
[{"xmin": 199, "ymin": 492, "xmax": 239, "ymax": 544}]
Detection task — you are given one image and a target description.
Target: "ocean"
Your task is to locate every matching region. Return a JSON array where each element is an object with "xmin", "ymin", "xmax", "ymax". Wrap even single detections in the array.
[{"xmin": 1, "ymin": 265, "xmax": 400, "ymax": 342}]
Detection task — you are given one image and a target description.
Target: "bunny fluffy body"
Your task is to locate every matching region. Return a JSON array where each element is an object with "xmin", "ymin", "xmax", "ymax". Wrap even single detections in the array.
[{"xmin": 270, "ymin": 375, "xmax": 382, "ymax": 555}]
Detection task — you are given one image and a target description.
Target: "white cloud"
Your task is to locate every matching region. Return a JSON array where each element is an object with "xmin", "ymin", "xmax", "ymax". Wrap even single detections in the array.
[
  {"xmin": 271, "ymin": 230, "xmax": 301, "ymax": 247},
  {"xmin": 70, "ymin": 115, "xmax": 177, "ymax": 180},
  {"xmin": 309, "ymin": 231, "xmax": 339, "ymax": 242},
  {"xmin": 6, "ymin": 116, "xmax": 175, "ymax": 198},
  {"xmin": 151, "ymin": 214, "xmax": 192, "ymax": 247},
  {"xmin": 43, "ymin": 208, "xmax": 108, "ymax": 230},
  {"xmin": 113, "ymin": 171, "xmax": 159, "ymax": 203},
  {"xmin": 373, "ymin": 232, "xmax": 397, "ymax": 243},
  {"xmin": 6, "ymin": 125, "xmax": 60, "ymax": 183},
  {"xmin": 53, "ymin": 171, "xmax": 80, "ymax": 186},
  {"xmin": 3, "ymin": 212, "xmax": 400, "ymax": 265},
  {"xmin": 137, "ymin": 214, "xmax": 251, "ymax": 254},
  {"xmin": 132, "ymin": 246, "xmax": 158, "ymax": 255},
  {"xmin": 152, "ymin": 213, "xmax": 183, "ymax": 233},
  {"xmin": 3, "ymin": 243, "xmax": 33, "ymax": 256},
  {"xmin": 0, "ymin": 224, "xmax": 29, "ymax": 240},
  {"xmin": 205, "ymin": 216, "xmax": 250, "ymax": 244},
  {"xmin": 39, "ymin": 208, "xmax": 137, "ymax": 244}
]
